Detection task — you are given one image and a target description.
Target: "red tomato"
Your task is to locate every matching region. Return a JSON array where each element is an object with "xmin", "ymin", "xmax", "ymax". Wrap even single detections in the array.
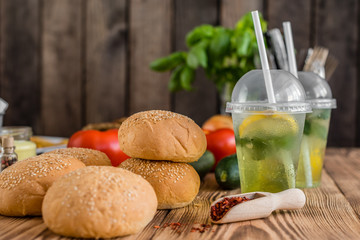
[
  {"xmin": 68, "ymin": 129, "xmax": 130, "ymax": 167},
  {"xmin": 206, "ymin": 128, "xmax": 236, "ymax": 170}
]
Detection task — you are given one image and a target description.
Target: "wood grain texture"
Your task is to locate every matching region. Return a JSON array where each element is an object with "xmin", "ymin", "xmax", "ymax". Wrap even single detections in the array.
[
  {"xmin": 1, "ymin": 150, "xmax": 360, "ymax": 239},
  {"xmin": 86, "ymin": 0, "xmax": 128, "ymax": 124},
  {"xmin": 314, "ymin": 0, "xmax": 358, "ymax": 147},
  {"xmin": 173, "ymin": 0, "xmax": 218, "ymax": 125},
  {"xmin": 41, "ymin": 0, "xmax": 82, "ymax": 136},
  {"xmin": 267, "ymin": 0, "xmax": 312, "ymax": 52},
  {"xmin": 0, "ymin": 0, "xmax": 41, "ymax": 132},
  {"xmin": 220, "ymin": 0, "xmax": 263, "ymax": 28},
  {"xmin": 128, "ymin": 0, "xmax": 172, "ymax": 114},
  {"xmin": 324, "ymin": 148, "xmax": 360, "ymax": 218}
]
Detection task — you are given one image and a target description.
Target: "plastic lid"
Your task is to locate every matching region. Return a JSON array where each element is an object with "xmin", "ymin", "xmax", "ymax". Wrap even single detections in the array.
[
  {"xmin": 297, "ymin": 71, "xmax": 336, "ymax": 109},
  {"xmin": 226, "ymin": 70, "xmax": 311, "ymax": 114}
]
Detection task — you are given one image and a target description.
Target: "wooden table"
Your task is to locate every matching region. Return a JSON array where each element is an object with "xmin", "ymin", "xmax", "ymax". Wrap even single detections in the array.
[{"xmin": 1, "ymin": 148, "xmax": 360, "ymax": 239}]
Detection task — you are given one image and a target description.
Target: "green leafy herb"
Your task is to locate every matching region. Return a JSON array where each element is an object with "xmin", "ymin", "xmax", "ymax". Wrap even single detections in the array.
[
  {"xmin": 180, "ymin": 66, "xmax": 195, "ymax": 91},
  {"xmin": 150, "ymin": 52, "xmax": 186, "ymax": 72},
  {"xmin": 168, "ymin": 65, "xmax": 184, "ymax": 92},
  {"xmin": 303, "ymin": 119, "xmax": 312, "ymax": 135},
  {"xmin": 150, "ymin": 12, "xmax": 267, "ymax": 92}
]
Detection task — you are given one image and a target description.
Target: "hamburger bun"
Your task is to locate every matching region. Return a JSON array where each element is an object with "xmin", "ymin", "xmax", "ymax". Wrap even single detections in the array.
[
  {"xmin": 120, "ymin": 158, "xmax": 200, "ymax": 209},
  {"xmin": 118, "ymin": 110, "xmax": 206, "ymax": 162},
  {"xmin": 45, "ymin": 147, "xmax": 111, "ymax": 166},
  {"xmin": 0, "ymin": 154, "xmax": 85, "ymax": 216},
  {"xmin": 42, "ymin": 166, "xmax": 157, "ymax": 238}
]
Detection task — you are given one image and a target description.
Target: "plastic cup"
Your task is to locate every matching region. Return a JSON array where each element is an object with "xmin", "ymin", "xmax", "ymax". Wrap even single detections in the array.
[
  {"xmin": 296, "ymin": 72, "xmax": 336, "ymax": 188},
  {"xmin": 226, "ymin": 70, "xmax": 311, "ymax": 193}
]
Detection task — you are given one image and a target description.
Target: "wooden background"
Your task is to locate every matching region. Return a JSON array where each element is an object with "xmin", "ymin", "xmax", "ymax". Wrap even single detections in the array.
[{"xmin": 0, "ymin": 0, "xmax": 357, "ymax": 147}]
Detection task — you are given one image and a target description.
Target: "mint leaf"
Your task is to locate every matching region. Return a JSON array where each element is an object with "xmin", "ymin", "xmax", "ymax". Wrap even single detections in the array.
[
  {"xmin": 303, "ymin": 119, "xmax": 311, "ymax": 135},
  {"xmin": 310, "ymin": 122, "xmax": 328, "ymax": 140}
]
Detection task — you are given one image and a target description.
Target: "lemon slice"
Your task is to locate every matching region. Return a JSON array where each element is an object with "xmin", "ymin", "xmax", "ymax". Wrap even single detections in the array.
[{"xmin": 239, "ymin": 112, "xmax": 298, "ymax": 139}]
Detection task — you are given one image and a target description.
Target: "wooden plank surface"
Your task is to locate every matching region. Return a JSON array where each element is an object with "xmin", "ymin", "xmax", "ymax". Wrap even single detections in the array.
[
  {"xmin": 324, "ymin": 148, "xmax": 360, "ymax": 217},
  {"xmin": 0, "ymin": 0, "xmax": 41, "ymax": 132},
  {"xmin": 173, "ymin": 0, "xmax": 218, "ymax": 125},
  {"xmin": 314, "ymin": 0, "xmax": 359, "ymax": 147},
  {"xmin": 86, "ymin": 0, "xmax": 128, "ymax": 124},
  {"xmin": 220, "ymin": 0, "xmax": 264, "ymax": 28},
  {"xmin": 1, "ymin": 149, "xmax": 360, "ymax": 239},
  {"xmin": 267, "ymin": 0, "xmax": 312, "ymax": 53},
  {"xmin": 128, "ymin": 0, "xmax": 172, "ymax": 114},
  {"xmin": 41, "ymin": 0, "xmax": 83, "ymax": 136}
]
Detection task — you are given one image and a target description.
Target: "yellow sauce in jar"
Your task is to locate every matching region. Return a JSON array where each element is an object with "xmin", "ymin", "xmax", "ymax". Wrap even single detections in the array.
[{"xmin": 14, "ymin": 140, "xmax": 36, "ymax": 161}]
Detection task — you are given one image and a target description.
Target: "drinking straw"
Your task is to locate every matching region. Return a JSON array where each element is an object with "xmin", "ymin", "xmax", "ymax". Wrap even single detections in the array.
[
  {"xmin": 283, "ymin": 21, "xmax": 313, "ymax": 187},
  {"xmin": 283, "ymin": 22, "xmax": 298, "ymax": 78},
  {"xmin": 251, "ymin": 11, "xmax": 276, "ymax": 104}
]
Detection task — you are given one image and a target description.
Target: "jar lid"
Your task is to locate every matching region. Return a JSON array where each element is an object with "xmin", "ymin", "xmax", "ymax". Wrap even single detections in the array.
[{"xmin": 0, "ymin": 126, "xmax": 33, "ymax": 140}]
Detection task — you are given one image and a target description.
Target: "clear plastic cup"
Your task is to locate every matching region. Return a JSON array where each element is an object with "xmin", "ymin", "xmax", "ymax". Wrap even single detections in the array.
[
  {"xmin": 296, "ymin": 72, "xmax": 336, "ymax": 188},
  {"xmin": 226, "ymin": 70, "xmax": 311, "ymax": 193}
]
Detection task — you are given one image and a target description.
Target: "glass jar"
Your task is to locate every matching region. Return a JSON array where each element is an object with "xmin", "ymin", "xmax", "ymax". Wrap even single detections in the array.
[{"xmin": 0, "ymin": 126, "xmax": 37, "ymax": 161}]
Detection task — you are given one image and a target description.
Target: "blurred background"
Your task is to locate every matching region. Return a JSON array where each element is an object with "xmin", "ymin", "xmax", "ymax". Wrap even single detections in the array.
[{"xmin": 0, "ymin": 0, "xmax": 357, "ymax": 147}]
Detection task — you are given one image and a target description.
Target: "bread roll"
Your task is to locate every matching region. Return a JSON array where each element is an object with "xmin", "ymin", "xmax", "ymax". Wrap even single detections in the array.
[
  {"xmin": 0, "ymin": 154, "xmax": 85, "ymax": 216},
  {"xmin": 42, "ymin": 166, "xmax": 157, "ymax": 238},
  {"xmin": 45, "ymin": 147, "xmax": 111, "ymax": 166},
  {"xmin": 118, "ymin": 110, "xmax": 206, "ymax": 162},
  {"xmin": 120, "ymin": 158, "xmax": 200, "ymax": 209}
]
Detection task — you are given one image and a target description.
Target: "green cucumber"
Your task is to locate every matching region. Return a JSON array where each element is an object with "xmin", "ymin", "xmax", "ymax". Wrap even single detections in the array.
[
  {"xmin": 189, "ymin": 150, "xmax": 215, "ymax": 179},
  {"xmin": 215, "ymin": 154, "xmax": 240, "ymax": 190}
]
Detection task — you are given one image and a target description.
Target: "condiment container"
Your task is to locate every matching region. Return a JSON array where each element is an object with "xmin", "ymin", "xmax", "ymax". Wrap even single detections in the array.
[
  {"xmin": 0, "ymin": 126, "xmax": 36, "ymax": 161},
  {"xmin": 0, "ymin": 136, "xmax": 18, "ymax": 172}
]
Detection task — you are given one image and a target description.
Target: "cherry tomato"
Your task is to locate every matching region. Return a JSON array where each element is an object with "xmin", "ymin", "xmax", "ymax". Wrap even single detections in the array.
[
  {"xmin": 205, "ymin": 128, "xmax": 236, "ymax": 170},
  {"xmin": 68, "ymin": 129, "xmax": 130, "ymax": 167}
]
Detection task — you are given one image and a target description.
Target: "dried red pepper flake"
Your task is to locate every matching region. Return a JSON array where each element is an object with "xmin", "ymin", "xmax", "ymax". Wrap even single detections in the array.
[
  {"xmin": 210, "ymin": 196, "xmax": 251, "ymax": 221},
  {"xmin": 190, "ymin": 224, "xmax": 212, "ymax": 233},
  {"xmin": 159, "ymin": 222, "xmax": 212, "ymax": 234}
]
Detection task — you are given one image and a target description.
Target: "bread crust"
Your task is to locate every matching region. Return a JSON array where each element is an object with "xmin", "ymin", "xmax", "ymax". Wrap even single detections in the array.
[
  {"xmin": 42, "ymin": 166, "xmax": 157, "ymax": 238},
  {"xmin": 45, "ymin": 147, "xmax": 111, "ymax": 166},
  {"xmin": 118, "ymin": 110, "xmax": 206, "ymax": 162},
  {"xmin": 0, "ymin": 154, "xmax": 85, "ymax": 216},
  {"xmin": 120, "ymin": 158, "xmax": 200, "ymax": 209}
]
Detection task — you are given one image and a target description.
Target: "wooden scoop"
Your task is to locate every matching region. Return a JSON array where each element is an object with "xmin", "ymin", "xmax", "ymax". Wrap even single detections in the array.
[{"xmin": 210, "ymin": 188, "xmax": 306, "ymax": 224}]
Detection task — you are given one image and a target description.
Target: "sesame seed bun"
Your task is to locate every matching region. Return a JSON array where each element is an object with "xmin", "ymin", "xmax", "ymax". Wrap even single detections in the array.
[
  {"xmin": 0, "ymin": 154, "xmax": 85, "ymax": 216},
  {"xmin": 42, "ymin": 166, "xmax": 157, "ymax": 238},
  {"xmin": 45, "ymin": 147, "xmax": 111, "ymax": 166},
  {"xmin": 118, "ymin": 110, "xmax": 207, "ymax": 163},
  {"xmin": 119, "ymin": 158, "xmax": 200, "ymax": 209}
]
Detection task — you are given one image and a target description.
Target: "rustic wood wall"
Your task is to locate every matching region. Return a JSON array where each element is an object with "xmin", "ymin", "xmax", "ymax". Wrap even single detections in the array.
[{"xmin": 0, "ymin": 0, "xmax": 358, "ymax": 147}]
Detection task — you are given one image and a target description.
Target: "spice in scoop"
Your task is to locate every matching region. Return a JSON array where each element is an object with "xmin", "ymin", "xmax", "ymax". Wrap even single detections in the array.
[{"xmin": 210, "ymin": 196, "xmax": 251, "ymax": 221}]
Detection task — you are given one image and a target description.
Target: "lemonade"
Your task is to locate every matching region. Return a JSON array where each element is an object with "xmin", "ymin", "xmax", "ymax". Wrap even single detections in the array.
[
  {"xmin": 234, "ymin": 111, "xmax": 305, "ymax": 193},
  {"xmin": 296, "ymin": 109, "xmax": 331, "ymax": 188}
]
